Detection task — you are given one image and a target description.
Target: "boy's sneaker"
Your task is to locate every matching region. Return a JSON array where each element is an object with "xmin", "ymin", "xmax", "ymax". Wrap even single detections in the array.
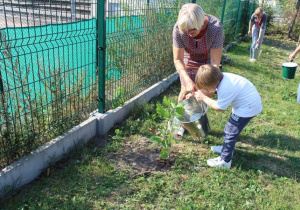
[
  {"xmin": 207, "ymin": 156, "xmax": 231, "ymax": 168},
  {"xmin": 211, "ymin": 145, "xmax": 223, "ymax": 155}
]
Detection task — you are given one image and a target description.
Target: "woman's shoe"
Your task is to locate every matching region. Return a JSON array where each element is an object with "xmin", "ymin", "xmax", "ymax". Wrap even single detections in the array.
[{"xmin": 175, "ymin": 127, "xmax": 185, "ymax": 139}]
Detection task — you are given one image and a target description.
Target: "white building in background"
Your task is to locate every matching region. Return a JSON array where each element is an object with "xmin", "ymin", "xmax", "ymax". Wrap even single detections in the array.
[
  {"xmin": 257, "ymin": 0, "xmax": 283, "ymax": 22},
  {"xmin": 258, "ymin": 0, "xmax": 280, "ymax": 10},
  {"xmin": 92, "ymin": 0, "xmax": 179, "ymax": 18}
]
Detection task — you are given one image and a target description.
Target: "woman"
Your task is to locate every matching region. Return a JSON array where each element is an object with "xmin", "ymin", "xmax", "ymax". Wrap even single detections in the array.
[
  {"xmin": 172, "ymin": 3, "xmax": 223, "ymax": 138},
  {"xmin": 248, "ymin": 7, "xmax": 267, "ymax": 61}
]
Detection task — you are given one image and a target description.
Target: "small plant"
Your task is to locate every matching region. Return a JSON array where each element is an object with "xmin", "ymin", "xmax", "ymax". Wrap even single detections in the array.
[
  {"xmin": 150, "ymin": 96, "xmax": 185, "ymax": 159},
  {"xmin": 111, "ymin": 87, "xmax": 125, "ymax": 109}
]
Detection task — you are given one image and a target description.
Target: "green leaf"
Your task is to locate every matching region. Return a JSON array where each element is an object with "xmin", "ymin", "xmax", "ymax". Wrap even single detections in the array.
[
  {"xmin": 150, "ymin": 136, "xmax": 162, "ymax": 144},
  {"xmin": 156, "ymin": 104, "xmax": 169, "ymax": 118},
  {"xmin": 174, "ymin": 104, "xmax": 185, "ymax": 121},
  {"xmin": 161, "ymin": 140, "xmax": 167, "ymax": 148},
  {"xmin": 171, "ymin": 102, "xmax": 176, "ymax": 109},
  {"xmin": 112, "ymin": 136, "xmax": 123, "ymax": 140},
  {"xmin": 152, "ymin": 114, "xmax": 157, "ymax": 121},
  {"xmin": 114, "ymin": 87, "xmax": 125, "ymax": 98},
  {"xmin": 162, "ymin": 96, "xmax": 171, "ymax": 107},
  {"xmin": 115, "ymin": 129, "xmax": 120, "ymax": 135},
  {"xmin": 160, "ymin": 148, "xmax": 169, "ymax": 159},
  {"xmin": 169, "ymin": 133, "xmax": 175, "ymax": 142},
  {"xmin": 175, "ymin": 107, "xmax": 185, "ymax": 115},
  {"xmin": 166, "ymin": 138, "xmax": 172, "ymax": 147},
  {"xmin": 177, "ymin": 102, "xmax": 185, "ymax": 107}
]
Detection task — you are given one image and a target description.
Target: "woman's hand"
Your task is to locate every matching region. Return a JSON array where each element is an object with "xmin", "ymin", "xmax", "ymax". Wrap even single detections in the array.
[
  {"xmin": 256, "ymin": 38, "xmax": 260, "ymax": 44},
  {"xmin": 180, "ymin": 90, "xmax": 195, "ymax": 101},
  {"xmin": 248, "ymin": 30, "xmax": 251, "ymax": 36},
  {"xmin": 185, "ymin": 93, "xmax": 194, "ymax": 99},
  {"xmin": 186, "ymin": 80, "xmax": 196, "ymax": 92},
  {"xmin": 289, "ymin": 52, "xmax": 296, "ymax": 61}
]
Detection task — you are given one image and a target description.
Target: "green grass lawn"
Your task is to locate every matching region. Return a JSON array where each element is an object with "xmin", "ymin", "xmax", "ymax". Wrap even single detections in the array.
[{"xmin": 1, "ymin": 35, "xmax": 300, "ymax": 209}]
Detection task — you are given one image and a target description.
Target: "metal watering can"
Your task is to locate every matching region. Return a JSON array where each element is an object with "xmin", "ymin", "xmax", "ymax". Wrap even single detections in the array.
[{"xmin": 176, "ymin": 97, "xmax": 210, "ymax": 139}]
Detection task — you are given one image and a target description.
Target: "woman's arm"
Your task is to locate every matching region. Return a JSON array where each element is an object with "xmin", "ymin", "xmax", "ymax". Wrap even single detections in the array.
[
  {"xmin": 257, "ymin": 13, "xmax": 267, "ymax": 44},
  {"xmin": 210, "ymin": 46, "xmax": 222, "ymax": 68},
  {"xmin": 256, "ymin": 28, "xmax": 264, "ymax": 44},
  {"xmin": 289, "ymin": 45, "xmax": 300, "ymax": 61},
  {"xmin": 173, "ymin": 46, "xmax": 196, "ymax": 92}
]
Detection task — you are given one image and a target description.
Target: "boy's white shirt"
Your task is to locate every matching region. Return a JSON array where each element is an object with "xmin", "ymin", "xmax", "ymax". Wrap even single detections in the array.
[{"xmin": 216, "ymin": 73, "xmax": 262, "ymax": 117}]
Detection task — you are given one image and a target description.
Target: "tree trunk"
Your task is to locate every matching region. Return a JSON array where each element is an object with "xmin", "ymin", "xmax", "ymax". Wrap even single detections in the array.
[{"xmin": 288, "ymin": 0, "xmax": 300, "ymax": 39}]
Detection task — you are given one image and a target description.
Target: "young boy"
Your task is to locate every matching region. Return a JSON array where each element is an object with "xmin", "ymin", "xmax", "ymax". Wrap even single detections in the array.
[{"xmin": 193, "ymin": 64, "xmax": 262, "ymax": 168}]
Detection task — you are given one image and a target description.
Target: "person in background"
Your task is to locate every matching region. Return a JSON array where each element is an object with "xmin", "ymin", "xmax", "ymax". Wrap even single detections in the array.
[
  {"xmin": 189, "ymin": 64, "xmax": 262, "ymax": 168},
  {"xmin": 173, "ymin": 3, "xmax": 223, "ymax": 139},
  {"xmin": 248, "ymin": 7, "xmax": 267, "ymax": 62},
  {"xmin": 289, "ymin": 45, "xmax": 300, "ymax": 61}
]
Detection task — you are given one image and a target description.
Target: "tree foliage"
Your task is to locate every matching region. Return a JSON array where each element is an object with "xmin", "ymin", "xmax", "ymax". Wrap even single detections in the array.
[{"xmin": 275, "ymin": 0, "xmax": 300, "ymax": 40}]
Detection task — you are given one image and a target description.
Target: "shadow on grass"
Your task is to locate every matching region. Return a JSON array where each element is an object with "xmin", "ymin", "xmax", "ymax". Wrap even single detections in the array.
[
  {"xmin": 256, "ymin": 133, "xmax": 300, "ymax": 152},
  {"xmin": 263, "ymin": 37, "xmax": 296, "ymax": 52},
  {"xmin": 234, "ymin": 133, "xmax": 300, "ymax": 180}
]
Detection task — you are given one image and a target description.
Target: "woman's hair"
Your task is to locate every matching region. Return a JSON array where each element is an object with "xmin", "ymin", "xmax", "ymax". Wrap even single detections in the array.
[
  {"xmin": 177, "ymin": 3, "xmax": 205, "ymax": 34},
  {"xmin": 195, "ymin": 64, "xmax": 223, "ymax": 90},
  {"xmin": 254, "ymin": 7, "xmax": 264, "ymax": 17}
]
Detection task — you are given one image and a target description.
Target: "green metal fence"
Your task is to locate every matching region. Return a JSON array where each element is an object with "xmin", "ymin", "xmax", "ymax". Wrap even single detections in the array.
[
  {"xmin": 0, "ymin": 0, "xmax": 98, "ymax": 169},
  {"xmin": 0, "ymin": 0, "xmax": 255, "ymax": 169}
]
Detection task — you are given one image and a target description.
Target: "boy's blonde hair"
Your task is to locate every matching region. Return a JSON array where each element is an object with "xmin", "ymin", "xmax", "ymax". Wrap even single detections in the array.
[
  {"xmin": 195, "ymin": 64, "xmax": 223, "ymax": 90},
  {"xmin": 177, "ymin": 3, "xmax": 205, "ymax": 34},
  {"xmin": 254, "ymin": 7, "xmax": 264, "ymax": 17}
]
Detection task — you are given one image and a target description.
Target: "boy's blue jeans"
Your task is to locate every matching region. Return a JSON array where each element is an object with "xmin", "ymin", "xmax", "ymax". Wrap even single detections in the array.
[{"xmin": 220, "ymin": 113, "xmax": 254, "ymax": 162}]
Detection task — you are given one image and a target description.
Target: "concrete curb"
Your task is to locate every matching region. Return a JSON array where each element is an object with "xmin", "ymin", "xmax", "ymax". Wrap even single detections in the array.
[
  {"xmin": 0, "ymin": 117, "xmax": 98, "ymax": 197},
  {"xmin": 0, "ymin": 72, "xmax": 179, "ymax": 197}
]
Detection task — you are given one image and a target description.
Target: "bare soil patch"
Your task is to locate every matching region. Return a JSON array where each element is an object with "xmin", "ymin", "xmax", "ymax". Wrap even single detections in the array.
[{"xmin": 92, "ymin": 136, "xmax": 176, "ymax": 177}]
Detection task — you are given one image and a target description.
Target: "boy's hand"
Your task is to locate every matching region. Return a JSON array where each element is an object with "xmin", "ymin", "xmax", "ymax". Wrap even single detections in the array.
[{"xmin": 195, "ymin": 90, "xmax": 206, "ymax": 101}]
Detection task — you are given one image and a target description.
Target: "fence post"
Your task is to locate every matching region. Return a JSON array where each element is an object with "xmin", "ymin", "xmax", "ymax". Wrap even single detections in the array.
[
  {"xmin": 0, "ymin": 70, "xmax": 5, "ymax": 119},
  {"xmin": 235, "ymin": 0, "xmax": 242, "ymax": 38},
  {"xmin": 97, "ymin": 0, "xmax": 106, "ymax": 113},
  {"xmin": 221, "ymin": 0, "xmax": 226, "ymax": 25},
  {"xmin": 0, "ymin": 71, "xmax": 3, "ymax": 94}
]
